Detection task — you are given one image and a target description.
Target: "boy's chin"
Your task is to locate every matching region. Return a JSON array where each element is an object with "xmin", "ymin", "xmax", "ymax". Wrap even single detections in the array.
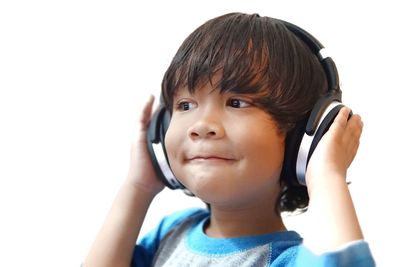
[{"xmin": 186, "ymin": 184, "xmax": 248, "ymax": 208}]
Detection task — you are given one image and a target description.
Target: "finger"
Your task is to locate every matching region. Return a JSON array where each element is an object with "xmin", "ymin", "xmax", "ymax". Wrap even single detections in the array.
[
  {"xmin": 343, "ymin": 113, "xmax": 363, "ymax": 165},
  {"xmin": 328, "ymin": 106, "xmax": 351, "ymax": 134},
  {"xmin": 344, "ymin": 114, "xmax": 363, "ymax": 143},
  {"xmin": 336, "ymin": 106, "xmax": 352, "ymax": 125},
  {"xmin": 139, "ymin": 95, "xmax": 155, "ymax": 131},
  {"xmin": 348, "ymin": 114, "xmax": 363, "ymax": 131}
]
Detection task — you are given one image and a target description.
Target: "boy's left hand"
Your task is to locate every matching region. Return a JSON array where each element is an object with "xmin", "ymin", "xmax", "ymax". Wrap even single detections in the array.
[{"xmin": 305, "ymin": 107, "xmax": 363, "ymax": 188}]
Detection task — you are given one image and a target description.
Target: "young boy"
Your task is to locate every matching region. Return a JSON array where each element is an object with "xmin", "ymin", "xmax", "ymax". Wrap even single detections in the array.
[{"xmin": 84, "ymin": 13, "xmax": 375, "ymax": 266}]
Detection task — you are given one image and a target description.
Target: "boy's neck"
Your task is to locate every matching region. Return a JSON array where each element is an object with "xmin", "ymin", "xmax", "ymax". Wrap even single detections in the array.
[{"xmin": 204, "ymin": 204, "xmax": 287, "ymax": 238}]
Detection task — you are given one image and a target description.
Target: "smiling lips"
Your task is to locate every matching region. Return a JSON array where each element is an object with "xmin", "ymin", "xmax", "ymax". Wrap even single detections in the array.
[{"xmin": 187, "ymin": 155, "xmax": 235, "ymax": 162}]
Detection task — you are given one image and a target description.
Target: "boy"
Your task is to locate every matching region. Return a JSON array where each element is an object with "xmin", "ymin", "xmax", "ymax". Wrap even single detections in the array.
[{"xmin": 84, "ymin": 13, "xmax": 375, "ymax": 266}]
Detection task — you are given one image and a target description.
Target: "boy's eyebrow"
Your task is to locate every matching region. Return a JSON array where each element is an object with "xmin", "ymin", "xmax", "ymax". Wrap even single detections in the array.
[{"xmin": 172, "ymin": 87, "xmax": 192, "ymax": 100}]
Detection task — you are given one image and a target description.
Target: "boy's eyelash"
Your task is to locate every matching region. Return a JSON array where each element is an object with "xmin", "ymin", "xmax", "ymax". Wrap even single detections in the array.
[
  {"xmin": 227, "ymin": 98, "xmax": 253, "ymax": 108},
  {"xmin": 175, "ymin": 100, "xmax": 196, "ymax": 111},
  {"xmin": 174, "ymin": 97, "xmax": 254, "ymax": 111}
]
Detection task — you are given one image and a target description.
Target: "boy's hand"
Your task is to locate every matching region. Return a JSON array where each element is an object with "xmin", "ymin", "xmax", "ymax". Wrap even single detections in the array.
[
  {"xmin": 127, "ymin": 95, "xmax": 164, "ymax": 196},
  {"xmin": 303, "ymin": 107, "xmax": 365, "ymax": 252},
  {"xmin": 84, "ymin": 95, "xmax": 164, "ymax": 267},
  {"xmin": 305, "ymin": 107, "xmax": 363, "ymax": 188}
]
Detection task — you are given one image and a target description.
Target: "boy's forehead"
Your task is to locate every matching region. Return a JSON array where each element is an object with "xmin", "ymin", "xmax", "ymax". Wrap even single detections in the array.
[{"xmin": 173, "ymin": 72, "xmax": 223, "ymax": 97}]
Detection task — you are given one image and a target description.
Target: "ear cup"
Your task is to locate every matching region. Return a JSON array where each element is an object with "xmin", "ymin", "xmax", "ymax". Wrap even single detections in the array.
[
  {"xmin": 146, "ymin": 106, "xmax": 184, "ymax": 189},
  {"xmin": 296, "ymin": 101, "xmax": 345, "ymax": 185},
  {"xmin": 282, "ymin": 100, "xmax": 345, "ymax": 186},
  {"xmin": 307, "ymin": 104, "xmax": 346, "ymax": 163}
]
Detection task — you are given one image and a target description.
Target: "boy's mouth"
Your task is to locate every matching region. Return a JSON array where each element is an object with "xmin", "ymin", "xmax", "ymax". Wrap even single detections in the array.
[{"xmin": 186, "ymin": 154, "xmax": 235, "ymax": 162}]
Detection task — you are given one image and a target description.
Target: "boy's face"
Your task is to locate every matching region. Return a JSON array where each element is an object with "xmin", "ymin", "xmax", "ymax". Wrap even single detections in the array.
[{"xmin": 165, "ymin": 80, "xmax": 286, "ymax": 208}]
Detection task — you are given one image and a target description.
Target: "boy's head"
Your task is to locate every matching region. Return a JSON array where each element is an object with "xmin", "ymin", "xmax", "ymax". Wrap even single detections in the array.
[
  {"xmin": 162, "ymin": 13, "xmax": 327, "ymax": 134},
  {"xmin": 156, "ymin": 12, "xmax": 332, "ymax": 212}
]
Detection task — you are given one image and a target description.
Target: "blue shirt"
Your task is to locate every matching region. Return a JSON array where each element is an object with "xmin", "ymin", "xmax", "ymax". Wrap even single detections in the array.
[{"xmin": 133, "ymin": 208, "xmax": 375, "ymax": 267}]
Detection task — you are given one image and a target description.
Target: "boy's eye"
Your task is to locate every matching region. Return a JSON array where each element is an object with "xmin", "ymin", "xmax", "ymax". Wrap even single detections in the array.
[
  {"xmin": 176, "ymin": 101, "xmax": 196, "ymax": 111},
  {"xmin": 228, "ymin": 98, "xmax": 251, "ymax": 108}
]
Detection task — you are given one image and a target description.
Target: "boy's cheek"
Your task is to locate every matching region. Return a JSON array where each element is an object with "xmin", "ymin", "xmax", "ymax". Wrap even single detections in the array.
[{"xmin": 164, "ymin": 126, "xmax": 182, "ymax": 163}]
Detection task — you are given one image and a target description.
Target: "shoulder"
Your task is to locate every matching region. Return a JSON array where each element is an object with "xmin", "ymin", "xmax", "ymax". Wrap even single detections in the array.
[
  {"xmin": 296, "ymin": 240, "xmax": 375, "ymax": 267},
  {"xmin": 272, "ymin": 240, "xmax": 375, "ymax": 267}
]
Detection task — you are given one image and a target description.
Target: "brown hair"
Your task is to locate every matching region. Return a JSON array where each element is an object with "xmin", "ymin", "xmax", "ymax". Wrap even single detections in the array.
[{"xmin": 161, "ymin": 12, "xmax": 328, "ymax": 212}]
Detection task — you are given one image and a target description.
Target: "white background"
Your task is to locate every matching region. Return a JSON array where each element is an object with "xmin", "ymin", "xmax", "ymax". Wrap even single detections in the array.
[{"xmin": 0, "ymin": 1, "xmax": 398, "ymax": 266}]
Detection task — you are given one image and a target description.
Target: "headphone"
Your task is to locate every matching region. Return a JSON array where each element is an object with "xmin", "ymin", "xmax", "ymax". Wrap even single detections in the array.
[{"xmin": 147, "ymin": 18, "xmax": 344, "ymax": 189}]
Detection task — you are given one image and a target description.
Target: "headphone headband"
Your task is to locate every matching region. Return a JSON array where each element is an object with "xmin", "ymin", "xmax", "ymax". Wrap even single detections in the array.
[{"xmin": 278, "ymin": 19, "xmax": 340, "ymax": 94}]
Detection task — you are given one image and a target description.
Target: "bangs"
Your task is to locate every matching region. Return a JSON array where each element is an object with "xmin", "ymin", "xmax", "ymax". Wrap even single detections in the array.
[
  {"xmin": 161, "ymin": 12, "xmax": 327, "ymax": 133},
  {"xmin": 162, "ymin": 13, "xmax": 277, "ymax": 106}
]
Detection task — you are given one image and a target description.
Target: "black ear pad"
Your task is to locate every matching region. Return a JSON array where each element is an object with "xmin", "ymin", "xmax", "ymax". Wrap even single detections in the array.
[
  {"xmin": 146, "ymin": 106, "xmax": 184, "ymax": 189},
  {"xmin": 281, "ymin": 118, "xmax": 307, "ymax": 187}
]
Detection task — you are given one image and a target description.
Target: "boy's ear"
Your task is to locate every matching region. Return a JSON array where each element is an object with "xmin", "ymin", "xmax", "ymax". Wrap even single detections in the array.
[{"xmin": 146, "ymin": 103, "xmax": 185, "ymax": 190}]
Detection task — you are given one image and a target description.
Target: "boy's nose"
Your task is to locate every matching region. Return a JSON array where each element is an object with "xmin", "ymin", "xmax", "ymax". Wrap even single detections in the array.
[{"xmin": 187, "ymin": 114, "xmax": 225, "ymax": 140}]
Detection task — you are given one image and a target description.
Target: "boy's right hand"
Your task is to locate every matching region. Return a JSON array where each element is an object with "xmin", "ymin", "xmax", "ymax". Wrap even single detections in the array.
[
  {"xmin": 84, "ymin": 95, "xmax": 163, "ymax": 267},
  {"xmin": 126, "ymin": 95, "xmax": 165, "ymax": 196}
]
